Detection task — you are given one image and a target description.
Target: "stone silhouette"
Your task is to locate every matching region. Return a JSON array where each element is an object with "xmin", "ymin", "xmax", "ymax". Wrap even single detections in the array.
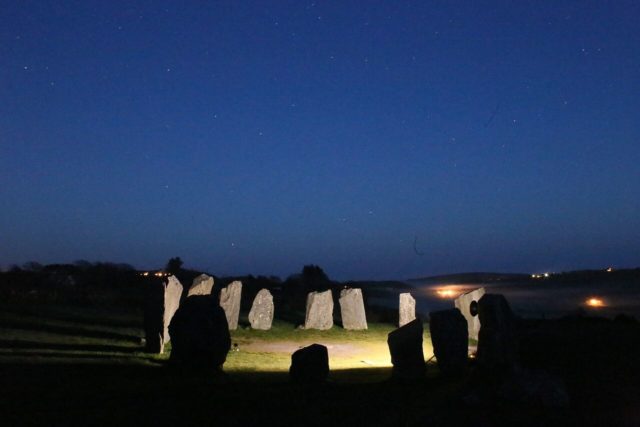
[
  {"xmin": 219, "ymin": 280, "xmax": 242, "ymax": 330},
  {"xmin": 248, "ymin": 288, "xmax": 274, "ymax": 330},
  {"xmin": 387, "ymin": 318, "xmax": 426, "ymax": 381},
  {"xmin": 187, "ymin": 274, "xmax": 214, "ymax": 296},
  {"xmin": 399, "ymin": 292, "xmax": 416, "ymax": 327},
  {"xmin": 304, "ymin": 290, "xmax": 334, "ymax": 330},
  {"xmin": 477, "ymin": 294, "xmax": 518, "ymax": 370},
  {"xmin": 429, "ymin": 308, "xmax": 468, "ymax": 376},
  {"xmin": 454, "ymin": 287, "xmax": 485, "ymax": 340},
  {"xmin": 168, "ymin": 295, "xmax": 231, "ymax": 372},
  {"xmin": 339, "ymin": 288, "xmax": 367, "ymax": 330},
  {"xmin": 290, "ymin": 344, "xmax": 329, "ymax": 383},
  {"xmin": 143, "ymin": 275, "xmax": 183, "ymax": 353}
]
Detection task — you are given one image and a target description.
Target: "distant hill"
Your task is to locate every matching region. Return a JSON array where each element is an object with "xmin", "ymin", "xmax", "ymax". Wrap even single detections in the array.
[{"xmin": 407, "ymin": 272, "xmax": 530, "ymax": 285}]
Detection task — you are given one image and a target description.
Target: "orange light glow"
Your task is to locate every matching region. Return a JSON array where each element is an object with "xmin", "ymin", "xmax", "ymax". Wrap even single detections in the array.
[
  {"xmin": 435, "ymin": 288, "xmax": 459, "ymax": 299},
  {"xmin": 586, "ymin": 297, "xmax": 605, "ymax": 308}
]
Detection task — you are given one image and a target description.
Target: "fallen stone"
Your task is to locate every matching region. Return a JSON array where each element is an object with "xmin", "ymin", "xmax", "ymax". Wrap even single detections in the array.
[
  {"xmin": 187, "ymin": 274, "xmax": 214, "ymax": 296},
  {"xmin": 248, "ymin": 288, "xmax": 274, "ymax": 330},
  {"xmin": 477, "ymin": 294, "xmax": 518, "ymax": 370},
  {"xmin": 289, "ymin": 344, "xmax": 329, "ymax": 383},
  {"xmin": 304, "ymin": 290, "xmax": 334, "ymax": 330},
  {"xmin": 219, "ymin": 280, "xmax": 242, "ymax": 330},
  {"xmin": 387, "ymin": 318, "xmax": 425, "ymax": 381},
  {"xmin": 454, "ymin": 287, "xmax": 485, "ymax": 341},
  {"xmin": 429, "ymin": 308, "xmax": 468, "ymax": 376},
  {"xmin": 339, "ymin": 288, "xmax": 367, "ymax": 330},
  {"xmin": 399, "ymin": 292, "xmax": 416, "ymax": 327},
  {"xmin": 168, "ymin": 295, "xmax": 231, "ymax": 372}
]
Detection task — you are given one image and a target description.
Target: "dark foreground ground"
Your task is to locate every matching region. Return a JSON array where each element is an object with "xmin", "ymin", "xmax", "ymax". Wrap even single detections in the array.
[{"xmin": 1, "ymin": 303, "xmax": 639, "ymax": 426}]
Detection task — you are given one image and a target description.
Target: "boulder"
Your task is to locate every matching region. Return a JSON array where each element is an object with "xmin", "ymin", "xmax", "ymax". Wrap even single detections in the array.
[
  {"xmin": 219, "ymin": 280, "xmax": 242, "ymax": 330},
  {"xmin": 477, "ymin": 294, "xmax": 518, "ymax": 370},
  {"xmin": 168, "ymin": 295, "xmax": 231, "ymax": 372},
  {"xmin": 454, "ymin": 287, "xmax": 485, "ymax": 340},
  {"xmin": 143, "ymin": 275, "xmax": 183, "ymax": 353},
  {"xmin": 399, "ymin": 292, "xmax": 416, "ymax": 327},
  {"xmin": 304, "ymin": 290, "xmax": 334, "ymax": 330},
  {"xmin": 187, "ymin": 274, "xmax": 214, "ymax": 296},
  {"xmin": 387, "ymin": 318, "xmax": 426, "ymax": 381},
  {"xmin": 339, "ymin": 288, "xmax": 367, "ymax": 330},
  {"xmin": 289, "ymin": 344, "xmax": 329, "ymax": 383},
  {"xmin": 429, "ymin": 308, "xmax": 468, "ymax": 376},
  {"xmin": 248, "ymin": 288, "xmax": 274, "ymax": 330}
]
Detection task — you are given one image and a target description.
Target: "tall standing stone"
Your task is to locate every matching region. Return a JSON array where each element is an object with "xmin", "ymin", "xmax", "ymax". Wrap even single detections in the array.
[
  {"xmin": 454, "ymin": 287, "xmax": 485, "ymax": 340},
  {"xmin": 477, "ymin": 294, "xmax": 517, "ymax": 370},
  {"xmin": 248, "ymin": 288, "xmax": 274, "ymax": 330},
  {"xmin": 429, "ymin": 308, "xmax": 469, "ymax": 376},
  {"xmin": 387, "ymin": 318, "xmax": 426, "ymax": 381},
  {"xmin": 219, "ymin": 280, "xmax": 242, "ymax": 330},
  {"xmin": 339, "ymin": 288, "xmax": 367, "ymax": 330},
  {"xmin": 399, "ymin": 292, "xmax": 416, "ymax": 327},
  {"xmin": 144, "ymin": 275, "xmax": 183, "ymax": 353},
  {"xmin": 187, "ymin": 274, "xmax": 214, "ymax": 297},
  {"xmin": 304, "ymin": 290, "xmax": 334, "ymax": 330}
]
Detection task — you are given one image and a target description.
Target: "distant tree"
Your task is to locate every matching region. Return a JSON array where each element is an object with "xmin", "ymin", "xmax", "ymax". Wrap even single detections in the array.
[
  {"xmin": 166, "ymin": 257, "xmax": 184, "ymax": 275},
  {"xmin": 301, "ymin": 265, "xmax": 329, "ymax": 283},
  {"xmin": 22, "ymin": 261, "xmax": 43, "ymax": 272},
  {"xmin": 74, "ymin": 259, "xmax": 93, "ymax": 270}
]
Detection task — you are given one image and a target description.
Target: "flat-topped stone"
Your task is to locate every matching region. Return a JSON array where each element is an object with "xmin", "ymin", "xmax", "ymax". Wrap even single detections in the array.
[
  {"xmin": 305, "ymin": 290, "xmax": 334, "ymax": 330},
  {"xmin": 399, "ymin": 292, "xmax": 416, "ymax": 327},
  {"xmin": 339, "ymin": 288, "xmax": 367, "ymax": 330},
  {"xmin": 429, "ymin": 308, "xmax": 468, "ymax": 376}
]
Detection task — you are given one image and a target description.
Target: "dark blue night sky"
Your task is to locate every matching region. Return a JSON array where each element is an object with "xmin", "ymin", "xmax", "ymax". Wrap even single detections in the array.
[{"xmin": 1, "ymin": 1, "xmax": 639, "ymax": 279}]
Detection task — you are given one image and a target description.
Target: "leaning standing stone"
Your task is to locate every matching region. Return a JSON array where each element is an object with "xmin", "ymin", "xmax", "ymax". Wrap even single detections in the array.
[
  {"xmin": 477, "ymin": 294, "xmax": 518, "ymax": 370},
  {"xmin": 187, "ymin": 274, "xmax": 214, "ymax": 297},
  {"xmin": 219, "ymin": 280, "xmax": 242, "ymax": 330},
  {"xmin": 339, "ymin": 288, "xmax": 367, "ymax": 330},
  {"xmin": 304, "ymin": 290, "xmax": 334, "ymax": 330},
  {"xmin": 248, "ymin": 288, "xmax": 274, "ymax": 330},
  {"xmin": 399, "ymin": 292, "xmax": 416, "ymax": 327},
  {"xmin": 429, "ymin": 308, "xmax": 469, "ymax": 376},
  {"xmin": 387, "ymin": 318, "xmax": 426, "ymax": 381},
  {"xmin": 163, "ymin": 275, "xmax": 183, "ymax": 345},
  {"xmin": 454, "ymin": 287, "xmax": 485, "ymax": 340}
]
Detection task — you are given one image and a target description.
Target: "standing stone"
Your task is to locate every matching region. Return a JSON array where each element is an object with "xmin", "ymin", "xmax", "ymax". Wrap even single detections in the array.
[
  {"xmin": 454, "ymin": 287, "xmax": 485, "ymax": 341},
  {"xmin": 387, "ymin": 318, "xmax": 426, "ymax": 381},
  {"xmin": 168, "ymin": 295, "xmax": 231, "ymax": 372},
  {"xmin": 144, "ymin": 275, "xmax": 183, "ymax": 353},
  {"xmin": 187, "ymin": 274, "xmax": 214, "ymax": 297},
  {"xmin": 399, "ymin": 292, "xmax": 416, "ymax": 327},
  {"xmin": 304, "ymin": 290, "xmax": 334, "ymax": 330},
  {"xmin": 477, "ymin": 294, "xmax": 518, "ymax": 370},
  {"xmin": 339, "ymin": 288, "xmax": 368, "ymax": 330},
  {"xmin": 248, "ymin": 288, "xmax": 274, "ymax": 330},
  {"xmin": 290, "ymin": 344, "xmax": 329, "ymax": 383},
  {"xmin": 429, "ymin": 308, "xmax": 469, "ymax": 376},
  {"xmin": 219, "ymin": 280, "xmax": 242, "ymax": 330}
]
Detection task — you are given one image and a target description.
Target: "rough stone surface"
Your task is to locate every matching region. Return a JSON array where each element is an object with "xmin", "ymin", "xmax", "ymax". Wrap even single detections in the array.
[
  {"xmin": 168, "ymin": 295, "xmax": 231, "ymax": 371},
  {"xmin": 289, "ymin": 344, "xmax": 329, "ymax": 383},
  {"xmin": 454, "ymin": 287, "xmax": 485, "ymax": 340},
  {"xmin": 477, "ymin": 294, "xmax": 518, "ymax": 370},
  {"xmin": 387, "ymin": 318, "xmax": 426, "ymax": 381},
  {"xmin": 143, "ymin": 275, "xmax": 183, "ymax": 353},
  {"xmin": 304, "ymin": 290, "xmax": 334, "ymax": 330},
  {"xmin": 429, "ymin": 308, "xmax": 469, "ymax": 376},
  {"xmin": 248, "ymin": 288, "xmax": 274, "ymax": 330},
  {"xmin": 187, "ymin": 274, "xmax": 214, "ymax": 297},
  {"xmin": 339, "ymin": 288, "xmax": 367, "ymax": 330},
  {"xmin": 399, "ymin": 292, "xmax": 416, "ymax": 327},
  {"xmin": 219, "ymin": 281, "xmax": 242, "ymax": 330}
]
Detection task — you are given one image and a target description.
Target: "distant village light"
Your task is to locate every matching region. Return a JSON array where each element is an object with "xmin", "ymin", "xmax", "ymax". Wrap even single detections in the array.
[{"xmin": 586, "ymin": 297, "xmax": 605, "ymax": 308}]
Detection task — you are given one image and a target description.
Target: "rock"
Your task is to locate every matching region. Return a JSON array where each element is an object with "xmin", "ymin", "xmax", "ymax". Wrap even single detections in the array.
[
  {"xmin": 289, "ymin": 344, "xmax": 329, "ymax": 383},
  {"xmin": 187, "ymin": 274, "xmax": 214, "ymax": 296},
  {"xmin": 477, "ymin": 294, "xmax": 518, "ymax": 370},
  {"xmin": 387, "ymin": 318, "xmax": 426, "ymax": 381},
  {"xmin": 399, "ymin": 292, "xmax": 416, "ymax": 327},
  {"xmin": 499, "ymin": 368, "xmax": 570, "ymax": 408},
  {"xmin": 143, "ymin": 275, "xmax": 183, "ymax": 353},
  {"xmin": 248, "ymin": 288, "xmax": 274, "ymax": 330},
  {"xmin": 304, "ymin": 290, "xmax": 334, "ymax": 330},
  {"xmin": 168, "ymin": 295, "xmax": 231, "ymax": 371},
  {"xmin": 454, "ymin": 287, "xmax": 485, "ymax": 340},
  {"xmin": 429, "ymin": 308, "xmax": 468, "ymax": 376},
  {"xmin": 339, "ymin": 288, "xmax": 367, "ymax": 330},
  {"xmin": 219, "ymin": 280, "xmax": 242, "ymax": 330}
]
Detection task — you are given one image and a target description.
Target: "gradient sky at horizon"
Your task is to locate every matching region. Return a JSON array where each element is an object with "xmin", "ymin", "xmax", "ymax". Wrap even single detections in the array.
[{"xmin": 1, "ymin": 1, "xmax": 639, "ymax": 280}]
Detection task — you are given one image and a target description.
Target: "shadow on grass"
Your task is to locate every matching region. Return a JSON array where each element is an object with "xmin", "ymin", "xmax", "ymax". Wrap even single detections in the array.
[
  {"xmin": 0, "ymin": 339, "xmax": 142, "ymax": 353},
  {"xmin": 0, "ymin": 320, "xmax": 142, "ymax": 342}
]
